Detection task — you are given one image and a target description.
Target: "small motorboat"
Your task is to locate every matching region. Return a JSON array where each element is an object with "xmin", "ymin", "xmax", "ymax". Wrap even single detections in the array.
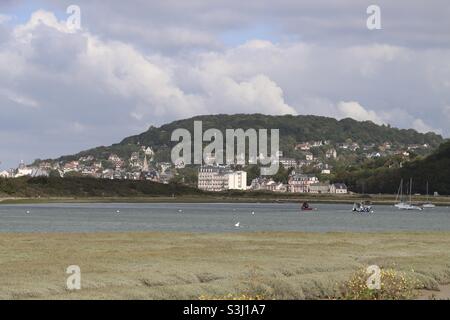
[
  {"xmin": 301, "ymin": 202, "xmax": 315, "ymax": 211},
  {"xmin": 352, "ymin": 201, "xmax": 374, "ymax": 214}
]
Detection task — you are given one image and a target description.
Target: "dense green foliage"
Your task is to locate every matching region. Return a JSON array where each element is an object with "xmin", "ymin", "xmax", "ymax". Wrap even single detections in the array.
[
  {"xmin": 335, "ymin": 141, "xmax": 450, "ymax": 195},
  {"xmin": 20, "ymin": 114, "xmax": 448, "ymax": 196},
  {"xmin": 2, "ymin": 137, "xmax": 449, "ymax": 197},
  {"xmin": 0, "ymin": 177, "xmax": 203, "ymax": 198},
  {"xmin": 53, "ymin": 114, "xmax": 443, "ymax": 163}
]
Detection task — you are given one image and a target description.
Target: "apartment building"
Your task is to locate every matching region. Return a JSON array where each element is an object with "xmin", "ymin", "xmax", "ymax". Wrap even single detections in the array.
[{"xmin": 198, "ymin": 166, "xmax": 247, "ymax": 192}]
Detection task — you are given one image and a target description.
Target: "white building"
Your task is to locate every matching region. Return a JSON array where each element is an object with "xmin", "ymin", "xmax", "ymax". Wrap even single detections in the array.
[
  {"xmin": 198, "ymin": 166, "xmax": 228, "ymax": 192},
  {"xmin": 288, "ymin": 173, "xmax": 319, "ymax": 193},
  {"xmin": 15, "ymin": 167, "xmax": 34, "ymax": 177},
  {"xmin": 278, "ymin": 157, "xmax": 297, "ymax": 169},
  {"xmin": 326, "ymin": 148, "xmax": 337, "ymax": 159},
  {"xmin": 0, "ymin": 170, "xmax": 11, "ymax": 178},
  {"xmin": 309, "ymin": 183, "xmax": 330, "ymax": 194},
  {"xmin": 144, "ymin": 147, "xmax": 154, "ymax": 157},
  {"xmin": 312, "ymin": 141, "xmax": 323, "ymax": 147},
  {"xmin": 198, "ymin": 166, "xmax": 247, "ymax": 192},
  {"xmin": 330, "ymin": 183, "xmax": 348, "ymax": 194},
  {"xmin": 367, "ymin": 152, "xmax": 381, "ymax": 158},
  {"xmin": 108, "ymin": 154, "xmax": 124, "ymax": 168},
  {"xmin": 295, "ymin": 143, "xmax": 311, "ymax": 151},
  {"xmin": 14, "ymin": 167, "xmax": 49, "ymax": 178},
  {"xmin": 63, "ymin": 161, "xmax": 80, "ymax": 173},
  {"xmin": 227, "ymin": 171, "xmax": 247, "ymax": 190}
]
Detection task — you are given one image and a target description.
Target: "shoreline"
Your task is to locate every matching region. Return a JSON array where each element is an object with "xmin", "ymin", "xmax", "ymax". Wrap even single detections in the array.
[{"xmin": 1, "ymin": 194, "xmax": 450, "ymax": 205}]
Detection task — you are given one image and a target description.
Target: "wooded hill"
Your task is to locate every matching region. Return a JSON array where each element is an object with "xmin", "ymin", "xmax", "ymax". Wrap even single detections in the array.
[
  {"xmin": 335, "ymin": 140, "xmax": 450, "ymax": 195},
  {"xmin": 47, "ymin": 114, "xmax": 443, "ymax": 163}
]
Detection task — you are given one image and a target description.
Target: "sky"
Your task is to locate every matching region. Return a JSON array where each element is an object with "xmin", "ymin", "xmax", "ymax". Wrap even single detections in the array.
[{"xmin": 0, "ymin": 0, "xmax": 450, "ymax": 169}]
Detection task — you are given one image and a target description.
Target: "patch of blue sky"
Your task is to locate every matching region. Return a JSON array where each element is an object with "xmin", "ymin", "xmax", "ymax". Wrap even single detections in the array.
[
  {"xmin": 2, "ymin": 1, "xmax": 67, "ymax": 25},
  {"xmin": 219, "ymin": 24, "xmax": 280, "ymax": 46}
]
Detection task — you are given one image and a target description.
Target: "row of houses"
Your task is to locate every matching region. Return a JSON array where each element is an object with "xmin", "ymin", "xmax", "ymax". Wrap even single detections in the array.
[
  {"xmin": 0, "ymin": 161, "xmax": 50, "ymax": 178},
  {"xmin": 0, "ymin": 146, "xmax": 176, "ymax": 183},
  {"xmin": 197, "ymin": 166, "xmax": 348, "ymax": 194},
  {"xmin": 295, "ymin": 140, "xmax": 331, "ymax": 151},
  {"xmin": 251, "ymin": 174, "xmax": 348, "ymax": 194},
  {"xmin": 277, "ymin": 157, "xmax": 333, "ymax": 174},
  {"xmin": 294, "ymin": 140, "xmax": 429, "ymax": 160}
]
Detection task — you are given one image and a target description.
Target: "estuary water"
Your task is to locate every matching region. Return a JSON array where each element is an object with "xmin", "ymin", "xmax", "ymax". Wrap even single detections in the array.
[{"xmin": 0, "ymin": 202, "xmax": 450, "ymax": 233}]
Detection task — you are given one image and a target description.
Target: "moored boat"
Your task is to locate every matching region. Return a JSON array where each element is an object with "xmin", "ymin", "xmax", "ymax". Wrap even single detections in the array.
[
  {"xmin": 395, "ymin": 178, "xmax": 423, "ymax": 211},
  {"xmin": 421, "ymin": 181, "xmax": 436, "ymax": 208},
  {"xmin": 300, "ymin": 201, "xmax": 315, "ymax": 211},
  {"xmin": 352, "ymin": 201, "xmax": 374, "ymax": 213}
]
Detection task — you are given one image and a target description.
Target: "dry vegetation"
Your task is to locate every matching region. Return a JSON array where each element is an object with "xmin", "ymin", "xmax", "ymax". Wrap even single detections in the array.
[
  {"xmin": 1, "ymin": 232, "xmax": 450, "ymax": 300},
  {"xmin": 340, "ymin": 268, "xmax": 419, "ymax": 300}
]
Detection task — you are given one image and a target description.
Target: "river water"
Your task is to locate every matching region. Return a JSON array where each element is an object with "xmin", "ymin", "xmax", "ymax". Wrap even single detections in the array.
[{"xmin": 0, "ymin": 202, "xmax": 449, "ymax": 233}]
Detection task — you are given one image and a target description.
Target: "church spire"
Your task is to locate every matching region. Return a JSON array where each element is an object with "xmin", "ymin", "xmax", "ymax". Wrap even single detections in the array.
[{"xmin": 143, "ymin": 153, "xmax": 149, "ymax": 172}]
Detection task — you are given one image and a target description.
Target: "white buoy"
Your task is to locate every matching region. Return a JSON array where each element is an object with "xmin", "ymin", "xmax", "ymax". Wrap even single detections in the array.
[
  {"xmin": 116, "ymin": 210, "xmax": 120, "ymax": 214},
  {"xmin": 235, "ymin": 222, "xmax": 240, "ymax": 228},
  {"xmin": 26, "ymin": 210, "xmax": 30, "ymax": 214},
  {"xmin": 178, "ymin": 209, "xmax": 183, "ymax": 213},
  {"xmin": 251, "ymin": 211, "xmax": 255, "ymax": 215}
]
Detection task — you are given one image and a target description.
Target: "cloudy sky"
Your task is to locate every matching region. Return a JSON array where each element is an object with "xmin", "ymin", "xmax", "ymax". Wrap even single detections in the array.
[{"xmin": 0, "ymin": 1, "xmax": 449, "ymax": 169}]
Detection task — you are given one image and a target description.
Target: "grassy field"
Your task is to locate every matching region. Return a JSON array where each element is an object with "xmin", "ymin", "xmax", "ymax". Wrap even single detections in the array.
[{"xmin": 1, "ymin": 232, "xmax": 450, "ymax": 300}]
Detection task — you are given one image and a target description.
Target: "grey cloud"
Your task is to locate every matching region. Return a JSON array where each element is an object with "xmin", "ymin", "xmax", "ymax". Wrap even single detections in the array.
[
  {"xmin": 0, "ymin": 2, "xmax": 449, "ymax": 169},
  {"xmin": 38, "ymin": 0, "xmax": 450, "ymax": 50}
]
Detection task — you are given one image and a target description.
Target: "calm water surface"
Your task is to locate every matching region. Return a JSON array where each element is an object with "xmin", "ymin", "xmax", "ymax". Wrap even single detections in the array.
[{"xmin": 1, "ymin": 202, "xmax": 450, "ymax": 233}]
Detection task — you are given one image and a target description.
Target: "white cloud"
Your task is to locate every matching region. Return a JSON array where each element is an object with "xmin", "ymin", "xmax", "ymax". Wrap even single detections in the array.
[
  {"xmin": 344, "ymin": 44, "xmax": 407, "ymax": 77},
  {"xmin": 337, "ymin": 101, "xmax": 384, "ymax": 124},
  {"xmin": 77, "ymin": 36, "xmax": 205, "ymax": 119},
  {"xmin": 0, "ymin": 89, "xmax": 40, "ymax": 108},
  {"xmin": 202, "ymin": 74, "xmax": 296, "ymax": 115},
  {"xmin": 412, "ymin": 119, "xmax": 435, "ymax": 133},
  {"xmin": 13, "ymin": 10, "xmax": 74, "ymax": 41},
  {"xmin": 1, "ymin": 5, "xmax": 450, "ymax": 169}
]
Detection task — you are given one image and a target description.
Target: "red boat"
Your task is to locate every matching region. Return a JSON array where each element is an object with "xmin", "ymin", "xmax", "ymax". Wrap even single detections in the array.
[{"xmin": 301, "ymin": 202, "xmax": 314, "ymax": 211}]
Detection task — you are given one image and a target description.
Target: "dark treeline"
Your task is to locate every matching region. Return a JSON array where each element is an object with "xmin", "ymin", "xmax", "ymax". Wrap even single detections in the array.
[{"xmin": 0, "ymin": 177, "xmax": 204, "ymax": 198}]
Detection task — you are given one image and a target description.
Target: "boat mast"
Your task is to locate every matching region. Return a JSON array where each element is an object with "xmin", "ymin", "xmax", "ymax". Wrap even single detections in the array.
[
  {"xmin": 396, "ymin": 179, "xmax": 403, "ymax": 202},
  {"xmin": 409, "ymin": 178, "xmax": 413, "ymax": 204}
]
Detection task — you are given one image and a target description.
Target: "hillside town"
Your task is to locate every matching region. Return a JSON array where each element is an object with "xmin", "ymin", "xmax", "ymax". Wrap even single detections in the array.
[
  {"xmin": 197, "ymin": 165, "xmax": 348, "ymax": 194},
  {"xmin": 0, "ymin": 140, "xmax": 432, "ymax": 194},
  {"xmin": 0, "ymin": 146, "xmax": 178, "ymax": 183}
]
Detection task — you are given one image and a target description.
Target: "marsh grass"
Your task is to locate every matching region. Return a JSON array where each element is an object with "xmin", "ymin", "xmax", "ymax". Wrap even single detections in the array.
[
  {"xmin": 0, "ymin": 232, "xmax": 450, "ymax": 300},
  {"xmin": 340, "ymin": 268, "xmax": 419, "ymax": 300}
]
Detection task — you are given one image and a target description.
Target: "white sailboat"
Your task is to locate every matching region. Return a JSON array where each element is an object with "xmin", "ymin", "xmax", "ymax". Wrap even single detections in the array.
[
  {"xmin": 395, "ymin": 178, "xmax": 423, "ymax": 211},
  {"xmin": 421, "ymin": 181, "xmax": 436, "ymax": 208}
]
